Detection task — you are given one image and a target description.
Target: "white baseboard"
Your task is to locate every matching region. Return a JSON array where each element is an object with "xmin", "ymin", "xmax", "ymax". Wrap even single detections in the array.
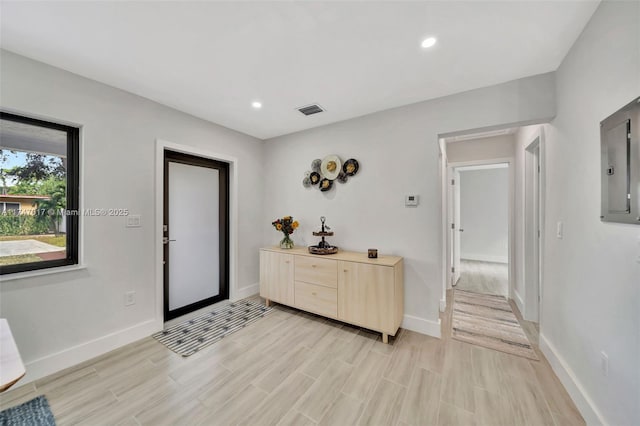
[
  {"xmin": 461, "ymin": 254, "xmax": 508, "ymax": 264},
  {"xmin": 513, "ymin": 289, "xmax": 525, "ymax": 315},
  {"xmin": 235, "ymin": 283, "xmax": 259, "ymax": 300},
  {"xmin": 439, "ymin": 298, "xmax": 447, "ymax": 313},
  {"xmin": 18, "ymin": 283, "xmax": 277, "ymax": 387},
  {"xmin": 539, "ymin": 333, "xmax": 606, "ymax": 426},
  {"xmin": 22, "ymin": 319, "xmax": 160, "ymax": 385},
  {"xmin": 402, "ymin": 314, "xmax": 441, "ymax": 338}
]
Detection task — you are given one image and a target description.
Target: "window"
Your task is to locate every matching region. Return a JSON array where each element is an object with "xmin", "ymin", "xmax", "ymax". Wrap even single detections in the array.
[
  {"xmin": 0, "ymin": 112, "xmax": 79, "ymax": 274},
  {"xmin": 1, "ymin": 202, "xmax": 21, "ymax": 213}
]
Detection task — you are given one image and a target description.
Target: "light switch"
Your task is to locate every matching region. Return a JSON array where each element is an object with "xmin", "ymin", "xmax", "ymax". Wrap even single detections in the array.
[
  {"xmin": 556, "ymin": 221, "xmax": 563, "ymax": 239},
  {"xmin": 126, "ymin": 215, "xmax": 141, "ymax": 228}
]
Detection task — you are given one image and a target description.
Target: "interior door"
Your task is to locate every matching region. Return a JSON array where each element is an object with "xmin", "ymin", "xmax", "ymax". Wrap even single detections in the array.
[
  {"xmin": 453, "ymin": 170, "xmax": 462, "ymax": 284},
  {"xmin": 164, "ymin": 150, "xmax": 229, "ymax": 321}
]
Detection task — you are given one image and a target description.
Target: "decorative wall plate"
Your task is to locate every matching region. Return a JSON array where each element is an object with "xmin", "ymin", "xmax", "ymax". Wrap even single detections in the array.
[
  {"xmin": 309, "ymin": 172, "xmax": 321, "ymax": 185},
  {"xmin": 320, "ymin": 155, "xmax": 342, "ymax": 180},
  {"xmin": 343, "ymin": 158, "xmax": 359, "ymax": 176},
  {"xmin": 319, "ymin": 178, "xmax": 333, "ymax": 191}
]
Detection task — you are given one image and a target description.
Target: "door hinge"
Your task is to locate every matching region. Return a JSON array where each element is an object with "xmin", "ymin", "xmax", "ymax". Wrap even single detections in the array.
[
  {"xmin": 451, "ymin": 179, "xmax": 455, "ymax": 185},
  {"xmin": 538, "ymin": 229, "xmax": 541, "ymax": 238},
  {"xmin": 451, "ymin": 267, "xmax": 455, "ymax": 273},
  {"xmin": 451, "ymin": 223, "xmax": 455, "ymax": 229},
  {"xmin": 538, "ymin": 165, "xmax": 541, "ymax": 173}
]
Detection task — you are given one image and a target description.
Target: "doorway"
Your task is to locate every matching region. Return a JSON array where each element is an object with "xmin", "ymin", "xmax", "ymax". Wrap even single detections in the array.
[
  {"xmin": 163, "ymin": 150, "xmax": 229, "ymax": 321},
  {"xmin": 450, "ymin": 163, "xmax": 511, "ymax": 297}
]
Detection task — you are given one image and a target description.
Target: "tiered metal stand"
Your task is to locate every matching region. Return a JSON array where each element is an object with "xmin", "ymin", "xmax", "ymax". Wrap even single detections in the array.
[{"xmin": 308, "ymin": 216, "xmax": 338, "ymax": 255}]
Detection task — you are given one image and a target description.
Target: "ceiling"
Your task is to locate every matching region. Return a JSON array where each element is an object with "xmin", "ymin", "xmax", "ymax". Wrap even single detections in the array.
[{"xmin": 0, "ymin": 1, "xmax": 599, "ymax": 140}]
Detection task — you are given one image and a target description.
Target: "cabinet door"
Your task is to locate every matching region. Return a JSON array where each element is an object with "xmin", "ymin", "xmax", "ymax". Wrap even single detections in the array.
[
  {"xmin": 260, "ymin": 251, "xmax": 294, "ymax": 305},
  {"xmin": 337, "ymin": 261, "xmax": 395, "ymax": 333}
]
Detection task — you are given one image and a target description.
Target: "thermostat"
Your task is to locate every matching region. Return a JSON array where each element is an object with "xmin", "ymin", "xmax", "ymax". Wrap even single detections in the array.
[{"xmin": 405, "ymin": 195, "xmax": 419, "ymax": 207}]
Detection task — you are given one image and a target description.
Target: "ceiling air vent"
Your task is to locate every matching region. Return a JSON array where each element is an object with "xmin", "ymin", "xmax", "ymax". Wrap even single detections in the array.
[{"xmin": 297, "ymin": 104, "xmax": 324, "ymax": 116}]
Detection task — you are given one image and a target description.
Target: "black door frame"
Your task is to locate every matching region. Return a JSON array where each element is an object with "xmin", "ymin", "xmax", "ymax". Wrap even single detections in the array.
[{"xmin": 163, "ymin": 150, "xmax": 230, "ymax": 321}]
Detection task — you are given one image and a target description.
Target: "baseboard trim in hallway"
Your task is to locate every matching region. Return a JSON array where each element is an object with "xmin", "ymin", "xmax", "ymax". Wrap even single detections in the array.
[
  {"xmin": 460, "ymin": 254, "xmax": 509, "ymax": 263},
  {"xmin": 402, "ymin": 314, "xmax": 441, "ymax": 338},
  {"xmin": 22, "ymin": 319, "xmax": 160, "ymax": 386},
  {"xmin": 539, "ymin": 333, "xmax": 606, "ymax": 426}
]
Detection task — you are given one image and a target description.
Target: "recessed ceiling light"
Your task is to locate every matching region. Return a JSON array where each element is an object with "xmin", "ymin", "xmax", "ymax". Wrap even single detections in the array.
[
  {"xmin": 251, "ymin": 101, "xmax": 262, "ymax": 109},
  {"xmin": 421, "ymin": 37, "xmax": 437, "ymax": 49}
]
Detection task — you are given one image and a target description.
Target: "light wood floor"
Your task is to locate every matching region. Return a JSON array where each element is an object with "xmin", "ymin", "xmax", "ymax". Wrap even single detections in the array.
[
  {"xmin": 0, "ymin": 295, "xmax": 584, "ymax": 426},
  {"xmin": 455, "ymin": 259, "xmax": 508, "ymax": 297}
]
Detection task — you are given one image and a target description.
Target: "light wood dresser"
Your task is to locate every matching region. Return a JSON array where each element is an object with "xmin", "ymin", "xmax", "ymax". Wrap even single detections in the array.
[{"xmin": 259, "ymin": 247, "xmax": 404, "ymax": 343}]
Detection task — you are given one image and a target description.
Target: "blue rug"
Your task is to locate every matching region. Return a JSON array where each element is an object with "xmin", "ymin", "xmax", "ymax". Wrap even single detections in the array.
[{"xmin": 0, "ymin": 396, "xmax": 55, "ymax": 426}]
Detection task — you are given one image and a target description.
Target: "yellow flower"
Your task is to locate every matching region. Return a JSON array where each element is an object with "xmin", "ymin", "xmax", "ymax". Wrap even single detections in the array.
[
  {"xmin": 276, "ymin": 223, "xmax": 283, "ymax": 230},
  {"xmin": 292, "ymin": 221, "xmax": 299, "ymax": 229}
]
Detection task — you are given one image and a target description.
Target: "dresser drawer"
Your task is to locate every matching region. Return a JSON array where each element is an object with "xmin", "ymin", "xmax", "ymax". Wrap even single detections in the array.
[
  {"xmin": 294, "ymin": 281, "xmax": 337, "ymax": 318},
  {"xmin": 294, "ymin": 256, "xmax": 337, "ymax": 288}
]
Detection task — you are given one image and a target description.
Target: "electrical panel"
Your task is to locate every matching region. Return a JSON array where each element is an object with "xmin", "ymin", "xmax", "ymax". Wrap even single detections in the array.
[{"xmin": 601, "ymin": 97, "xmax": 640, "ymax": 224}]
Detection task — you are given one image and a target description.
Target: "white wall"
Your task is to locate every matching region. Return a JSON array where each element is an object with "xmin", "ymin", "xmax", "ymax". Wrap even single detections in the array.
[
  {"xmin": 447, "ymin": 134, "xmax": 515, "ymax": 163},
  {"xmin": 262, "ymin": 72, "xmax": 556, "ymax": 336},
  {"xmin": 540, "ymin": 1, "xmax": 640, "ymax": 425},
  {"xmin": 459, "ymin": 167, "xmax": 509, "ymax": 263},
  {"xmin": 0, "ymin": 50, "xmax": 265, "ymax": 383}
]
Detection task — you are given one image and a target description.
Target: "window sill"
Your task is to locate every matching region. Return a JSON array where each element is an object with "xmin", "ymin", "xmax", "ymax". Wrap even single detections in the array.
[{"xmin": 0, "ymin": 264, "xmax": 87, "ymax": 282}]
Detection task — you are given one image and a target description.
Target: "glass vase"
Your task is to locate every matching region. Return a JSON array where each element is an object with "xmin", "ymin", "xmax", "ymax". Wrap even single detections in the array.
[{"xmin": 280, "ymin": 234, "xmax": 294, "ymax": 249}]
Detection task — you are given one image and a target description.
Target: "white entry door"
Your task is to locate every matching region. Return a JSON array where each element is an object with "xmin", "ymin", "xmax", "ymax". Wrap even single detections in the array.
[{"xmin": 164, "ymin": 151, "xmax": 228, "ymax": 320}]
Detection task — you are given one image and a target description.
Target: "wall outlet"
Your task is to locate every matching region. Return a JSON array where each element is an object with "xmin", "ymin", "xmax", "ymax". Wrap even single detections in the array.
[
  {"xmin": 126, "ymin": 215, "xmax": 141, "ymax": 228},
  {"xmin": 600, "ymin": 351, "xmax": 609, "ymax": 376},
  {"xmin": 405, "ymin": 195, "xmax": 419, "ymax": 207},
  {"xmin": 125, "ymin": 291, "xmax": 136, "ymax": 306}
]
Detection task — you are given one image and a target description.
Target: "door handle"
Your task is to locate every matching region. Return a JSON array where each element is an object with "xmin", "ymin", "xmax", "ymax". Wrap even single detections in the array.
[
  {"xmin": 163, "ymin": 237, "xmax": 177, "ymax": 244},
  {"xmin": 459, "ymin": 229, "xmax": 464, "ymax": 232}
]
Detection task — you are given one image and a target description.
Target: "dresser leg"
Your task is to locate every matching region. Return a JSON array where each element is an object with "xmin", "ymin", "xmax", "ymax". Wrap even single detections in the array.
[
  {"xmin": 382, "ymin": 333, "xmax": 388, "ymax": 344},
  {"xmin": 265, "ymin": 299, "xmax": 271, "ymax": 307}
]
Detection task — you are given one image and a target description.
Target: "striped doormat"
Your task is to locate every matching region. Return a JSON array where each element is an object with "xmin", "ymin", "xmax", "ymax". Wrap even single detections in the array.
[
  {"xmin": 153, "ymin": 298, "xmax": 272, "ymax": 356},
  {"xmin": 452, "ymin": 289, "xmax": 539, "ymax": 360}
]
